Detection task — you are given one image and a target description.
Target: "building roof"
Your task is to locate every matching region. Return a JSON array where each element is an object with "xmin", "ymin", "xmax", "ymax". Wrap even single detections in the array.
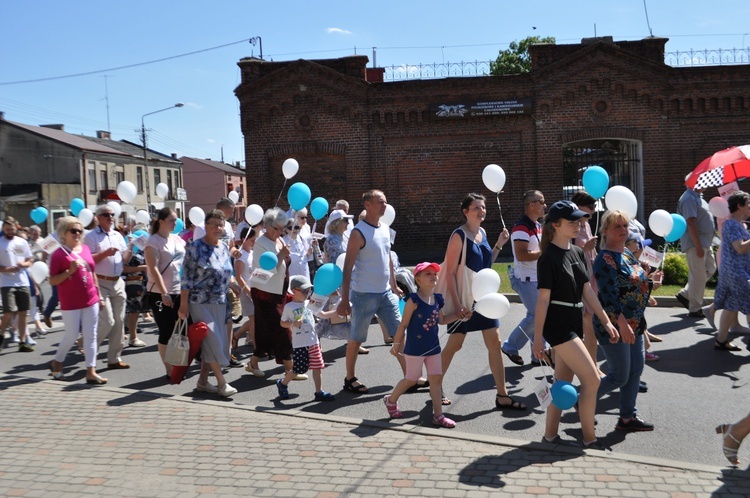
[
  {"xmin": 180, "ymin": 156, "xmax": 244, "ymax": 174},
  {"xmin": 6, "ymin": 120, "xmax": 130, "ymax": 156},
  {"xmin": 84, "ymin": 137, "xmax": 181, "ymax": 164}
]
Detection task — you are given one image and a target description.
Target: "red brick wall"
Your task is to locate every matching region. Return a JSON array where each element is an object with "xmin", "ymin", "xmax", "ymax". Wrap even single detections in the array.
[{"xmin": 235, "ymin": 41, "xmax": 750, "ymax": 262}]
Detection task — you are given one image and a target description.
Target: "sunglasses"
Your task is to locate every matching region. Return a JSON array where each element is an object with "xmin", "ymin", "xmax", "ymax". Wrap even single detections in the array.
[
  {"xmin": 68, "ymin": 228, "xmax": 83, "ymax": 235},
  {"xmin": 293, "ymin": 225, "xmax": 301, "ymax": 230},
  {"xmin": 298, "ymin": 216, "xmax": 308, "ymax": 219}
]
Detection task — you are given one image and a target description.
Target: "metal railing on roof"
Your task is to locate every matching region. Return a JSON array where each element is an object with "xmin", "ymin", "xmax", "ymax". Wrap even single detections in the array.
[{"xmin": 380, "ymin": 48, "xmax": 750, "ymax": 81}]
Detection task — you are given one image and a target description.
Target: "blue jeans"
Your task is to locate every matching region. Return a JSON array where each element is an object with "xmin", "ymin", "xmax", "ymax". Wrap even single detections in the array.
[
  {"xmin": 349, "ymin": 289, "xmax": 401, "ymax": 343},
  {"xmin": 43, "ymin": 285, "xmax": 58, "ymax": 319},
  {"xmin": 502, "ymin": 269, "xmax": 539, "ymax": 359},
  {"xmin": 597, "ymin": 334, "xmax": 645, "ymax": 419}
]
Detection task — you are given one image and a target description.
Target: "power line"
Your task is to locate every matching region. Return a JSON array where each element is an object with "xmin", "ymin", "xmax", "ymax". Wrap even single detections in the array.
[{"xmin": 0, "ymin": 37, "xmax": 255, "ymax": 86}]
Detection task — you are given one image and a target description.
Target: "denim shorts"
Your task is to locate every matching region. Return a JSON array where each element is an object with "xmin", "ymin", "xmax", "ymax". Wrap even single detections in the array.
[{"xmin": 349, "ymin": 289, "xmax": 401, "ymax": 343}]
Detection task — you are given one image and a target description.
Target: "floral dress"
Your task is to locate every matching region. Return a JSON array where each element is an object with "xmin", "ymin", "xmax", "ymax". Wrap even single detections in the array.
[
  {"xmin": 714, "ymin": 219, "xmax": 750, "ymax": 314},
  {"xmin": 592, "ymin": 248, "xmax": 651, "ymax": 339},
  {"xmin": 180, "ymin": 239, "xmax": 233, "ymax": 306}
]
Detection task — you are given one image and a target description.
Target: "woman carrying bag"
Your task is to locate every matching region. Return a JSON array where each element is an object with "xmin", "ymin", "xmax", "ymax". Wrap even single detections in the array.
[{"xmin": 144, "ymin": 207, "xmax": 186, "ymax": 378}]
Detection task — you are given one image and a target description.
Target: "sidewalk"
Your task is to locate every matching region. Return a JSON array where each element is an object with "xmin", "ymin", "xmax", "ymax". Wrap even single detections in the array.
[{"xmin": 1, "ymin": 376, "xmax": 748, "ymax": 497}]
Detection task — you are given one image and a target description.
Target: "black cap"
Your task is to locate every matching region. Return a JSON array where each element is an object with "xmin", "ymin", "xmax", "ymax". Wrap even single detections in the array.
[{"xmin": 546, "ymin": 200, "xmax": 590, "ymax": 223}]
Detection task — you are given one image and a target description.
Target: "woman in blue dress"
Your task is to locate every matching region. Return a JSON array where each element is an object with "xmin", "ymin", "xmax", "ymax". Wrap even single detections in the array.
[
  {"xmin": 713, "ymin": 190, "xmax": 750, "ymax": 352},
  {"xmin": 439, "ymin": 193, "xmax": 525, "ymax": 410},
  {"xmin": 178, "ymin": 209, "xmax": 237, "ymax": 397}
]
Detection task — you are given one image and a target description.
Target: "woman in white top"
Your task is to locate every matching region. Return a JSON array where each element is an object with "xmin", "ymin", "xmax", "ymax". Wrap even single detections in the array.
[
  {"xmin": 283, "ymin": 221, "xmax": 311, "ymax": 279},
  {"xmin": 144, "ymin": 207, "xmax": 186, "ymax": 378},
  {"xmin": 247, "ymin": 208, "xmax": 291, "ymax": 377}
]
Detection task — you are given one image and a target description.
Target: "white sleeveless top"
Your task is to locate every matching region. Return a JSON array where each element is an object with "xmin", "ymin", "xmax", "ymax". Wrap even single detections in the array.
[{"xmin": 351, "ymin": 220, "xmax": 391, "ymax": 293}]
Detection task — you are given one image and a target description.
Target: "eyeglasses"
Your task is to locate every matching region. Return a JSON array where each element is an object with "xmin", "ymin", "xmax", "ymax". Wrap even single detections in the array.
[
  {"xmin": 68, "ymin": 228, "xmax": 83, "ymax": 235},
  {"xmin": 98, "ymin": 213, "xmax": 115, "ymax": 217},
  {"xmin": 293, "ymin": 225, "xmax": 301, "ymax": 230}
]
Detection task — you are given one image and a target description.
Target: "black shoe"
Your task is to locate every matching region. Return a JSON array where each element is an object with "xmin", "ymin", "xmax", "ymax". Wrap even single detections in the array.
[
  {"xmin": 615, "ymin": 416, "xmax": 654, "ymax": 432},
  {"xmin": 675, "ymin": 294, "xmax": 689, "ymax": 309},
  {"xmin": 583, "ymin": 439, "xmax": 609, "ymax": 451},
  {"xmin": 638, "ymin": 381, "xmax": 648, "ymax": 393},
  {"xmin": 687, "ymin": 310, "xmax": 706, "ymax": 318}
]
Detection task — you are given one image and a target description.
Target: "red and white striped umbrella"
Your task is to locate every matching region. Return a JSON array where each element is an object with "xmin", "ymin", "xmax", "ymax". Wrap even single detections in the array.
[{"xmin": 685, "ymin": 145, "xmax": 750, "ymax": 189}]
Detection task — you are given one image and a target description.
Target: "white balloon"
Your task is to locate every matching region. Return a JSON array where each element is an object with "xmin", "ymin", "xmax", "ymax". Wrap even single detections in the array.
[
  {"xmin": 228, "ymin": 190, "xmax": 239, "ymax": 204},
  {"xmin": 604, "ymin": 186, "xmax": 638, "ymax": 219},
  {"xmin": 107, "ymin": 201, "xmax": 122, "ymax": 219},
  {"xmin": 282, "ymin": 158, "xmax": 299, "ymax": 179},
  {"xmin": 116, "ymin": 181, "xmax": 137, "ymax": 203},
  {"xmin": 189, "ymin": 207, "xmax": 206, "ymax": 226},
  {"xmin": 135, "ymin": 209, "xmax": 150, "ymax": 225},
  {"xmin": 474, "ymin": 293, "xmax": 510, "ymax": 319},
  {"xmin": 245, "ymin": 204, "xmax": 264, "ymax": 225},
  {"xmin": 472, "ymin": 268, "xmax": 501, "ymax": 301},
  {"xmin": 155, "ymin": 183, "xmax": 169, "ymax": 199},
  {"xmin": 336, "ymin": 253, "xmax": 346, "ymax": 272},
  {"xmin": 708, "ymin": 196, "xmax": 730, "ymax": 219},
  {"xmin": 381, "ymin": 204, "xmax": 396, "ymax": 226},
  {"xmin": 648, "ymin": 209, "xmax": 674, "ymax": 237},
  {"xmin": 482, "ymin": 164, "xmax": 506, "ymax": 193},
  {"xmin": 29, "ymin": 261, "xmax": 49, "ymax": 284},
  {"xmin": 77, "ymin": 208, "xmax": 94, "ymax": 228}
]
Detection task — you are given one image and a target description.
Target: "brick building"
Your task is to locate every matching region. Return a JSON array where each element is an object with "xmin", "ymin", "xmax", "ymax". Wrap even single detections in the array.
[{"xmin": 235, "ymin": 37, "xmax": 750, "ymax": 261}]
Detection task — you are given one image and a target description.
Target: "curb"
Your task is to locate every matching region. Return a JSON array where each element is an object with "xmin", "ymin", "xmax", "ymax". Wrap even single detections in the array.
[{"xmin": 22, "ymin": 375, "xmax": 747, "ymax": 480}]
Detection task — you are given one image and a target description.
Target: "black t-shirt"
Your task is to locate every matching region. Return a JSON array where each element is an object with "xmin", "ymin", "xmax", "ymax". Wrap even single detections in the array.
[{"xmin": 537, "ymin": 244, "xmax": 590, "ymax": 337}]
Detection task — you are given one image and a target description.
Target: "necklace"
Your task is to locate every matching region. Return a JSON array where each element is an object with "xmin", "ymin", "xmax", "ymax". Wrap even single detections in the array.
[{"xmin": 462, "ymin": 224, "xmax": 481, "ymax": 242}]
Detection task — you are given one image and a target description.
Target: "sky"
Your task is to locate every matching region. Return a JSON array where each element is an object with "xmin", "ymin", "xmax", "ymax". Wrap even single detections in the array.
[{"xmin": 2, "ymin": 1, "xmax": 749, "ymax": 168}]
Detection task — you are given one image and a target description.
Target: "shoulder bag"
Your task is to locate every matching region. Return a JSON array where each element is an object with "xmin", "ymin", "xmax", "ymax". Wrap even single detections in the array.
[{"xmin": 434, "ymin": 228, "xmax": 475, "ymax": 316}]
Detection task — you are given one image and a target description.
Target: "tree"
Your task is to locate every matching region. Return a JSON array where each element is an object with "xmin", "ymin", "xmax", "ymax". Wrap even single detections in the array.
[{"xmin": 489, "ymin": 36, "xmax": 556, "ymax": 75}]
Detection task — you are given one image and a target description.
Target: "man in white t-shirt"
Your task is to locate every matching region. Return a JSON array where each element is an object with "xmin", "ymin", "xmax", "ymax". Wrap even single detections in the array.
[
  {"xmin": 502, "ymin": 190, "xmax": 546, "ymax": 366},
  {"xmin": 0, "ymin": 217, "xmax": 34, "ymax": 351}
]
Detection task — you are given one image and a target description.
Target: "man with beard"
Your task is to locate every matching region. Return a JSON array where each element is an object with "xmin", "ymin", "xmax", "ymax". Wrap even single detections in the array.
[{"xmin": 0, "ymin": 217, "xmax": 34, "ymax": 352}]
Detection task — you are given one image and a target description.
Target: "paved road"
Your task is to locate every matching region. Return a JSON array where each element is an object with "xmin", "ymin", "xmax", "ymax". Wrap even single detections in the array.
[{"xmin": 3, "ymin": 296, "xmax": 749, "ymax": 471}]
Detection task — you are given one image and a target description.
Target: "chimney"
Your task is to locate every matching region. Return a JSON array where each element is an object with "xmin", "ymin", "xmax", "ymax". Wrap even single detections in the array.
[
  {"xmin": 0, "ymin": 111, "xmax": 4, "ymax": 121},
  {"xmin": 171, "ymin": 153, "xmax": 177, "ymax": 159},
  {"xmin": 96, "ymin": 130, "xmax": 111, "ymax": 139},
  {"xmin": 40, "ymin": 124, "xmax": 64, "ymax": 131}
]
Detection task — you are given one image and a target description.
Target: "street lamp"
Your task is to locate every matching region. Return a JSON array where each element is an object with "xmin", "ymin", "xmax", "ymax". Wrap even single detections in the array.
[{"xmin": 141, "ymin": 103, "xmax": 184, "ymax": 212}]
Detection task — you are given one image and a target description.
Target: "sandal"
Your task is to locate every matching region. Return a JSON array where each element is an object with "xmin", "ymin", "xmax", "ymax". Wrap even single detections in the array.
[
  {"xmin": 48, "ymin": 361, "xmax": 64, "ymax": 381},
  {"xmin": 432, "ymin": 414, "xmax": 456, "ymax": 428},
  {"xmin": 502, "ymin": 350, "xmax": 524, "ymax": 366},
  {"xmin": 86, "ymin": 375, "xmax": 108, "ymax": 385},
  {"xmin": 343, "ymin": 376, "xmax": 368, "ymax": 393},
  {"xmin": 715, "ymin": 339, "xmax": 742, "ymax": 351},
  {"xmin": 441, "ymin": 390, "xmax": 452, "ymax": 406},
  {"xmin": 383, "ymin": 395, "xmax": 403, "ymax": 418},
  {"xmin": 407, "ymin": 378, "xmax": 430, "ymax": 392},
  {"xmin": 716, "ymin": 424, "xmax": 742, "ymax": 465},
  {"xmin": 358, "ymin": 346, "xmax": 370, "ymax": 355},
  {"xmin": 495, "ymin": 394, "xmax": 527, "ymax": 411}
]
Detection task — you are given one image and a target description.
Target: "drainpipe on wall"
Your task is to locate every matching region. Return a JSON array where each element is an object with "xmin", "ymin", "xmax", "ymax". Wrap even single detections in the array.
[{"xmin": 81, "ymin": 152, "xmax": 87, "ymax": 203}]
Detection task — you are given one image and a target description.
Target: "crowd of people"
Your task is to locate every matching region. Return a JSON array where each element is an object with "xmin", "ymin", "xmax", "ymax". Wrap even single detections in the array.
[{"xmin": 2, "ymin": 184, "xmax": 749, "ymax": 464}]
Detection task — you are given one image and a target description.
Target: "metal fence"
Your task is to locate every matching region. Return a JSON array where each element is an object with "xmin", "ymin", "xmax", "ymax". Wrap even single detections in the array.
[{"xmin": 381, "ymin": 48, "xmax": 750, "ymax": 81}]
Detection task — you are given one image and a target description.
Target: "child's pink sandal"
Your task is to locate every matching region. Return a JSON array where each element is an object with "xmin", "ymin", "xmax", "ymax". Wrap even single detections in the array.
[
  {"xmin": 432, "ymin": 414, "xmax": 456, "ymax": 428},
  {"xmin": 383, "ymin": 395, "xmax": 403, "ymax": 419}
]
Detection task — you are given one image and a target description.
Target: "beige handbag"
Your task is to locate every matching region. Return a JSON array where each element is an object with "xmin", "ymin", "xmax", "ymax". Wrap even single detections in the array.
[{"xmin": 434, "ymin": 228, "xmax": 475, "ymax": 317}]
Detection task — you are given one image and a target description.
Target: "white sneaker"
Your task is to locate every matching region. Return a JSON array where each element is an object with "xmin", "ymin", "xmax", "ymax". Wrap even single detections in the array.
[
  {"xmin": 293, "ymin": 373, "xmax": 309, "ymax": 381},
  {"xmin": 702, "ymin": 305, "xmax": 716, "ymax": 330},
  {"xmin": 195, "ymin": 381, "xmax": 218, "ymax": 393},
  {"xmin": 9, "ymin": 332, "xmax": 20, "ymax": 344},
  {"xmin": 244, "ymin": 365, "xmax": 265, "ymax": 377},
  {"xmin": 218, "ymin": 383, "xmax": 238, "ymax": 397},
  {"xmin": 25, "ymin": 336, "xmax": 37, "ymax": 346}
]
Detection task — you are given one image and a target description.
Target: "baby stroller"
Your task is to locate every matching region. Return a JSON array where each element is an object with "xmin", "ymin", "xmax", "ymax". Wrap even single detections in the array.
[{"xmin": 391, "ymin": 251, "xmax": 417, "ymax": 296}]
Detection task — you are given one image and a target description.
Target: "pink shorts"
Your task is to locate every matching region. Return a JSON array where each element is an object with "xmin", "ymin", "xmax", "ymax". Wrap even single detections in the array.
[{"xmin": 404, "ymin": 353, "xmax": 442, "ymax": 381}]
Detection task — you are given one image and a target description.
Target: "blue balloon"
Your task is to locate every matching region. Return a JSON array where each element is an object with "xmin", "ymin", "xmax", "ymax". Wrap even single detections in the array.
[
  {"xmin": 550, "ymin": 380, "xmax": 578, "ymax": 410},
  {"xmin": 259, "ymin": 251, "xmax": 278, "ymax": 271},
  {"xmin": 665, "ymin": 213, "xmax": 687, "ymax": 243},
  {"xmin": 30, "ymin": 207, "xmax": 48, "ymax": 224},
  {"xmin": 398, "ymin": 297, "xmax": 406, "ymax": 317},
  {"xmin": 133, "ymin": 230, "xmax": 147, "ymax": 238},
  {"xmin": 582, "ymin": 166, "xmax": 609, "ymax": 199},
  {"xmin": 313, "ymin": 263, "xmax": 344, "ymax": 296},
  {"xmin": 172, "ymin": 218, "xmax": 184, "ymax": 235},
  {"xmin": 70, "ymin": 198, "xmax": 85, "ymax": 216},
  {"xmin": 287, "ymin": 182, "xmax": 311, "ymax": 211},
  {"xmin": 310, "ymin": 197, "xmax": 329, "ymax": 220}
]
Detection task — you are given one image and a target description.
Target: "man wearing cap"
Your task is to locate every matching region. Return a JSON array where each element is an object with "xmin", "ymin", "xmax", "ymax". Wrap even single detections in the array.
[
  {"xmin": 337, "ymin": 190, "xmax": 404, "ymax": 393},
  {"xmin": 0, "ymin": 217, "xmax": 34, "ymax": 352},
  {"xmin": 675, "ymin": 186, "xmax": 716, "ymax": 318},
  {"xmin": 84, "ymin": 205, "xmax": 132, "ymax": 368},
  {"xmin": 502, "ymin": 190, "xmax": 547, "ymax": 366}
]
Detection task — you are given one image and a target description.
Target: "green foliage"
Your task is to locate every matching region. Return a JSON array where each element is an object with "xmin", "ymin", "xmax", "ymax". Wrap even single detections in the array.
[
  {"xmin": 490, "ymin": 36, "xmax": 556, "ymax": 75},
  {"xmin": 662, "ymin": 253, "xmax": 689, "ymax": 286}
]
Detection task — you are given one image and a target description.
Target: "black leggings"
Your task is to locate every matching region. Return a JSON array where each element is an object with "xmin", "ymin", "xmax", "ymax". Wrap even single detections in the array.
[{"xmin": 148, "ymin": 292, "xmax": 181, "ymax": 345}]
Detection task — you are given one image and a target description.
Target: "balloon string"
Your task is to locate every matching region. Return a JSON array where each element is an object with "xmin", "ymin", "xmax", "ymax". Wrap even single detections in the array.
[
  {"xmin": 594, "ymin": 203, "xmax": 601, "ymax": 236},
  {"xmin": 517, "ymin": 326, "xmax": 555, "ymax": 378},
  {"xmin": 274, "ymin": 178, "xmax": 288, "ymax": 208},
  {"xmin": 660, "ymin": 242, "xmax": 669, "ymax": 270},
  {"xmin": 496, "ymin": 193, "xmax": 506, "ymax": 231}
]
